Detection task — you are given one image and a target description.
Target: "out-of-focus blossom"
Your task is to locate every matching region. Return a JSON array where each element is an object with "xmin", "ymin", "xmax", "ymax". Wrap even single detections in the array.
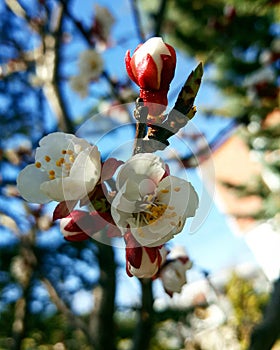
[
  {"xmin": 90, "ymin": 4, "xmax": 115, "ymax": 49},
  {"xmin": 243, "ymin": 66, "xmax": 275, "ymax": 87},
  {"xmin": 125, "ymin": 231, "xmax": 167, "ymax": 278},
  {"xmin": 125, "ymin": 37, "xmax": 176, "ymax": 117},
  {"xmin": 17, "ymin": 132, "xmax": 101, "ymax": 203},
  {"xmin": 160, "ymin": 246, "xmax": 192, "ymax": 297},
  {"xmin": 78, "ymin": 49, "xmax": 104, "ymax": 80},
  {"xmin": 69, "ymin": 75, "xmax": 89, "ymax": 98},
  {"xmin": 111, "ymin": 153, "xmax": 198, "ymax": 247}
]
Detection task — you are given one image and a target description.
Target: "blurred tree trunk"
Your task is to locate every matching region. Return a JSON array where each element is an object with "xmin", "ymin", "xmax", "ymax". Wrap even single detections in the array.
[
  {"xmin": 11, "ymin": 234, "xmax": 37, "ymax": 350},
  {"xmin": 248, "ymin": 278, "xmax": 280, "ymax": 350},
  {"xmin": 132, "ymin": 278, "xmax": 154, "ymax": 350},
  {"xmin": 90, "ymin": 241, "xmax": 117, "ymax": 350}
]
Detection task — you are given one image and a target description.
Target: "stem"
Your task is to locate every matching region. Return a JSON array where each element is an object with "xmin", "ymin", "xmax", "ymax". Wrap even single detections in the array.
[
  {"xmin": 132, "ymin": 279, "xmax": 154, "ymax": 350},
  {"xmin": 133, "ymin": 98, "xmax": 148, "ymax": 155}
]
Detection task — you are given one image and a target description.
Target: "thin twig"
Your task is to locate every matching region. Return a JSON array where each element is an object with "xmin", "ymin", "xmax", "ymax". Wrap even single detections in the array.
[
  {"xmin": 154, "ymin": 0, "xmax": 168, "ymax": 37},
  {"xmin": 130, "ymin": 0, "xmax": 146, "ymax": 42},
  {"xmin": 133, "ymin": 98, "xmax": 148, "ymax": 154}
]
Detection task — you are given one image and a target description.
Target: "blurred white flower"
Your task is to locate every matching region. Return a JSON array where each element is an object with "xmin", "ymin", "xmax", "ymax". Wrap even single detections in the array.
[
  {"xmin": 160, "ymin": 247, "xmax": 192, "ymax": 297},
  {"xmin": 78, "ymin": 49, "xmax": 103, "ymax": 80},
  {"xmin": 111, "ymin": 153, "xmax": 199, "ymax": 247},
  {"xmin": 17, "ymin": 132, "xmax": 101, "ymax": 203},
  {"xmin": 243, "ymin": 66, "xmax": 275, "ymax": 87},
  {"xmin": 92, "ymin": 4, "xmax": 115, "ymax": 48},
  {"xmin": 69, "ymin": 75, "xmax": 89, "ymax": 98}
]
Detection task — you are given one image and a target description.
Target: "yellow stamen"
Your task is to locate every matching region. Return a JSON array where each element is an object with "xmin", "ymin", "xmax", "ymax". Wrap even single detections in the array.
[
  {"xmin": 66, "ymin": 150, "xmax": 74, "ymax": 155},
  {"xmin": 49, "ymin": 170, "xmax": 55, "ymax": 176},
  {"xmin": 45, "ymin": 155, "xmax": 51, "ymax": 162},
  {"xmin": 69, "ymin": 155, "xmax": 75, "ymax": 163},
  {"xmin": 174, "ymin": 187, "xmax": 181, "ymax": 192},
  {"xmin": 144, "ymin": 204, "xmax": 167, "ymax": 224},
  {"xmin": 35, "ymin": 161, "xmax": 42, "ymax": 168},
  {"xmin": 61, "ymin": 149, "xmax": 67, "ymax": 154},
  {"xmin": 49, "ymin": 175, "xmax": 56, "ymax": 180},
  {"xmin": 161, "ymin": 189, "xmax": 169, "ymax": 194}
]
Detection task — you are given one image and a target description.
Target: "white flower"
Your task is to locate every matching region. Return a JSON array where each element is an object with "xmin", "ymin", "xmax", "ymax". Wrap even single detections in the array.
[
  {"xmin": 93, "ymin": 4, "xmax": 115, "ymax": 45},
  {"xmin": 17, "ymin": 132, "xmax": 101, "ymax": 203},
  {"xmin": 69, "ymin": 75, "xmax": 89, "ymax": 98},
  {"xmin": 111, "ymin": 153, "xmax": 198, "ymax": 247},
  {"xmin": 78, "ymin": 49, "xmax": 103, "ymax": 80},
  {"xmin": 160, "ymin": 247, "xmax": 192, "ymax": 296}
]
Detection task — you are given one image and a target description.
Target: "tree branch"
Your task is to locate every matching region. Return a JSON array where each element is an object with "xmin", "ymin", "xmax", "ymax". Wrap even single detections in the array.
[
  {"xmin": 132, "ymin": 278, "xmax": 154, "ymax": 350},
  {"xmin": 42, "ymin": 277, "xmax": 97, "ymax": 347},
  {"xmin": 90, "ymin": 241, "xmax": 117, "ymax": 350},
  {"xmin": 154, "ymin": 0, "xmax": 168, "ymax": 37}
]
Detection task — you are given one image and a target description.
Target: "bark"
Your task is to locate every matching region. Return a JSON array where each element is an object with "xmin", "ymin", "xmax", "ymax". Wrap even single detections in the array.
[{"xmin": 248, "ymin": 278, "xmax": 280, "ymax": 350}]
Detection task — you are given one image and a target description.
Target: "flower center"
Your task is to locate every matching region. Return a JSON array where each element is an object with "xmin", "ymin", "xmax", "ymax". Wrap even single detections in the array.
[
  {"xmin": 134, "ymin": 194, "xmax": 168, "ymax": 226},
  {"xmin": 35, "ymin": 148, "xmax": 77, "ymax": 180}
]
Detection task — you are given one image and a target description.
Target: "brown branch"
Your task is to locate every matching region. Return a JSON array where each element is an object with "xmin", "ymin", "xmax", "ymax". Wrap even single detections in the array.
[
  {"xmin": 42, "ymin": 277, "xmax": 97, "ymax": 347},
  {"xmin": 133, "ymin": 98, "xmax": 148, "ymax": 154},
  {"xmin": 132, "ymin": 279, "xmax": 154, "ymax": 350},
  {"xmin": 11, "ymin": 234, "xmax": 37, "ymax": 350},
  {"xmin": 44, "ymin": 2, "xmax": 75, "ymax": 133}
]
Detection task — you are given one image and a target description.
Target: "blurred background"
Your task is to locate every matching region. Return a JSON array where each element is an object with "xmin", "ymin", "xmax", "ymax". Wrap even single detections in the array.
[{"xmin": 0, "ymin": 0, "xmax": 280, "ymax": 349}]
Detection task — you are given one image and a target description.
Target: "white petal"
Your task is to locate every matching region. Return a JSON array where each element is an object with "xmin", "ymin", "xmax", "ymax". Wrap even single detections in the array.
[
  {"xmin": 157, "ymin": 175, "xmax": 199, "ymax": 227},
  {"xmin": 17, "ymin": 165, "xmax": 51, "ymax": 204},
  {"xmin": 40, "ymin": 177, "xmax": 95, "ymax": 202},
  {"xmin": 111, "ymin": 186, "xmax": 136, "ymax": 213},
  {"xmin": 160, "ymin": 260, "xmax": 187, "ymax": 293},
  {"xmin": 70, "ymin": 146, "xmax": 101, "ymax": 184},
  {"xmin": 116, "ymin": 153, "xmax": 165, "ymax": 190}
]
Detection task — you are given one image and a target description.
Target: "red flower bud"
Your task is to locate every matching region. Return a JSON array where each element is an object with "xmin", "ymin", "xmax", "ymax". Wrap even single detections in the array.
[
  {"xmin": 60, "ymin": 210, "xmax": 110, "ymax": 242},
  {"xmin": 125, "ymin": 37, "xmax": 176, "ymax": 117},
  {"xmin": 124, "ymin": 231, "xmax": 167, "ymax": 278}
]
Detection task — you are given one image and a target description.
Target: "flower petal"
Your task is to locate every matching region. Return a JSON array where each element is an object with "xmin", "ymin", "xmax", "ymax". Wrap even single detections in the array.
[
  {"xmin": 116, "ymin": 153, "xmax": 165, "ymax": 190},
  {"xmin": 70, "ymin": 146, "xmax": 101, "ymax": 184},
  {"xmin": 41, "ymin": 177, "xmax": 99, "ymax": 202},
  {"xmin": 17, "ymin": 165, "xmax": 51, "ymax": 204}
]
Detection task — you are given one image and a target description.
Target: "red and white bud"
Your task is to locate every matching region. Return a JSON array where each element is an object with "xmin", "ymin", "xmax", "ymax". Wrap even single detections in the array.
[
  {"xmin": 125, "ymin": 37, "xmax": 176, "ymax": 117},
  {"xmin": 60, "ymin": 210, "xmax": 109, "ymax": 242},
  {"xmin": 124, "ymin": 231, "xmax": 167, "ymax": 278},
  {"xmin": 160, "ymin": 246, "xmax": 192, "ymax": 297}
]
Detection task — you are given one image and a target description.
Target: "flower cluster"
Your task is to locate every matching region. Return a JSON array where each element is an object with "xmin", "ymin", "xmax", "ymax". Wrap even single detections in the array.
[{"xmin": 17, "ymin": 37, "xmax": 200, "ymax": 296}]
